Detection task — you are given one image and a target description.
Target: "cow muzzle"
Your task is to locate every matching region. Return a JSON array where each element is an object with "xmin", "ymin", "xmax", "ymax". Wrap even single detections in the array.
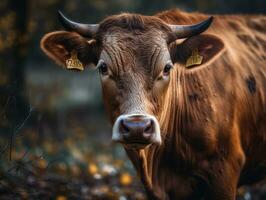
[{"xmin": 112, "ymin": 114, "xmax": 161, "ymax": 149}]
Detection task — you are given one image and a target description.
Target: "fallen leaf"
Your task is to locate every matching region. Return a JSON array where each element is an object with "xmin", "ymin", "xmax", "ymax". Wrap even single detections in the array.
[
  {"xmin": 120, "ymin": 172, "xmax": 132, "ymax": 186},
  {"xmin": 88, "ymin": 163, "xmax": 98, "ymax": 175}
]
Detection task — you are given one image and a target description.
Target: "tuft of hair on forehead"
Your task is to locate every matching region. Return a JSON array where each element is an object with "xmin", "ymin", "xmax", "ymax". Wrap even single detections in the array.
[{"xmin": 98, "ymin": 13, "xmax": 172, "ymax": 34}]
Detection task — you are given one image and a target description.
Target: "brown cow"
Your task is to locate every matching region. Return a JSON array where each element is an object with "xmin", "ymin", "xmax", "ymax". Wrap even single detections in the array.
[{"xmin": 40, "ymin": 9, "xmax": 266, "ymax": 200}]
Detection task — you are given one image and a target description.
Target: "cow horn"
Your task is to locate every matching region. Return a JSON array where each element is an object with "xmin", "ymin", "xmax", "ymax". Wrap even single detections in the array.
[
  {"xmin": 57, "ymin": 10, "xmax": 99, "ymax": 37},
  {"xmin": 168, "ymin": 16, "xmax": 213, "ymax": 39}
]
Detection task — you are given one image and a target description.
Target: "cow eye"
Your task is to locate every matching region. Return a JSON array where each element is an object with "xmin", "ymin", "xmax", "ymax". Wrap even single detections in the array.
[
  {"xmin": 163, "ymin": 63, "xmax": 173, "ymax": 76},
  {"xmin": 98, "ymin": 60, "xmax": 108, "ymax": 75}
]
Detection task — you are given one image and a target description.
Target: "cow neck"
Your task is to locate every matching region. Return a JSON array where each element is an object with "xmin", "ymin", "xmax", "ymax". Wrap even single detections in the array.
[
  {"xmin": 158, "ymin": 66, "xmax": 187, "ymax": 157},
  {"xmin": 135, "ymin": 148, "xmax": 163, "ymax": 199},
  {"xmin": 125, "ymin": 67, "xmax": 196, "ymax": 197},
  {"xmin": 134, "ymin": 67, "xmax": 187, "ymax": 196}
]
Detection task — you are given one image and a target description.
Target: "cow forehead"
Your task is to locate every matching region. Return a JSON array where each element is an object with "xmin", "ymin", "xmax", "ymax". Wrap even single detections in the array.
[
  {"xmin": 101, "ymin": 30, "xmax": 169, "ymax": 69},
  {"xmin": 102, "ymin": 29, "xmax": 166, "ymax": 51}
]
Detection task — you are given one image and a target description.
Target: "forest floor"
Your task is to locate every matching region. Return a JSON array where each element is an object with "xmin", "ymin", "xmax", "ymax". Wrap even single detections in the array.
[
  {"xmin": 0, "ymin": 126, "xmax": 266, "ymax": 200},
  {"xmin": 1, "ymin": 156, "xmax": 266, "ymax": 200},
  {"xmin": 0, "ymin": 163, "xmax": 145, "ymax": 200}
]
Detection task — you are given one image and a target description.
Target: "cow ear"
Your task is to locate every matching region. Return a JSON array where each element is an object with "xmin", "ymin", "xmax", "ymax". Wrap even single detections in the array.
[
  {"xmin": 170, "ymin": 34, "xmax": 225, "ymax": 68},
  {"xmin": 40, "ymin": 31, "xmax": 99, "ymax": 70}
]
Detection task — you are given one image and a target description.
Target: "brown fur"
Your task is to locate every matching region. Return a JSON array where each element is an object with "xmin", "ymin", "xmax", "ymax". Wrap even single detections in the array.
[{"xmin": 40, "ymin": 9, "xmax": 266, "ymax": 200}]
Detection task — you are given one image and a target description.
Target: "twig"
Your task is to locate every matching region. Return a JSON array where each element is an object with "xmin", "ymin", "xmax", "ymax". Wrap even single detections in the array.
[{"xmin": 9, "ymin": 105, "xmax": 34, "ymax": 161}]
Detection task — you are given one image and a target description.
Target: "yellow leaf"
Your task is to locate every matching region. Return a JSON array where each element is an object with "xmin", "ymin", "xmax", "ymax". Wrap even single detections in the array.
[
  {"xmin": 37, "ymin": 159, "xmax": 47, "ymax": 169},
  {"xmin": 56, "ymin": 195, "xmax": 67, "ymax": 200},
  {"xmin": 120, "ymin": 172, "xmax": 132, "ymax": 186},
  {"xmin": 88, "ymin": 163, "xmax": 98, "ymax": 175}
]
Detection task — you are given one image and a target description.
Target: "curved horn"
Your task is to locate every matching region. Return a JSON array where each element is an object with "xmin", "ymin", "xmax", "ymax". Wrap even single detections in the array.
[
  {"xmin": 57, "ymin": 10, "xmax": 99, "ymax": 37},
  {"xmin": 168, "ymin": 16, "xmax": 213, "ymax": 39}
]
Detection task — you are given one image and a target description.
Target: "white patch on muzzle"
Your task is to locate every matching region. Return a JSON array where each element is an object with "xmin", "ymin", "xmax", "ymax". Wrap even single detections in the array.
[{"xmin": 112, "ymin": 113, "xmax": 162, "ymax": 145}]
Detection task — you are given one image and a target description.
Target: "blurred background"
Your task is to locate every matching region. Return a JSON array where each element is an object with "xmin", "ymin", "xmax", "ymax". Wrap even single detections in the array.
[{"xmin": 0, "ymin": 0, "xmax": 265, "ymax": 199}]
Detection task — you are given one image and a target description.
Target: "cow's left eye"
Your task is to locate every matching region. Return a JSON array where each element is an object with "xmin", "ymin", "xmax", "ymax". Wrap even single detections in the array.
[
  {"xmin": 163, "ymin": 63, "xmax": 173, "ymax": 76},
  {"xmin": 97, "ymin": 60, "xmax": 108, "ymax": 75}
]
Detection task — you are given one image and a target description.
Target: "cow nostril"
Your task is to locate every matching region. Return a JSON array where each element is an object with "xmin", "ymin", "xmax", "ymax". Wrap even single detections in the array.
[
  {"xmin": 112, "ymin": 114, "xmax": 161, "ymax": 146},
  {"xmin": 144, "ymin": 120, "xmax": 153, "ymax": 133},
  {"xmin": 121, "ymin": 119, "xmax": 130, "ymax": 133},
  {"xmin": 120, "ymin": 117, "xmax": 154, "ymax": 136}
]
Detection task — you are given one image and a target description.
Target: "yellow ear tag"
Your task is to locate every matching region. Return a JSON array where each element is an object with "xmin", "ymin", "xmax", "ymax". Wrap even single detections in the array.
[
  {"xmin": 66, "ymin": 51, "xmax": 84, "ymax": 71},
  {"xmin": 185, "ymin": 48, "xmax": 203, "ymax": 68}
]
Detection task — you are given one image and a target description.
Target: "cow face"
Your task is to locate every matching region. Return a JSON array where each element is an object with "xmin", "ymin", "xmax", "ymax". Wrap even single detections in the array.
[
  {"xmin": 99, "ymin": 28, "xmax": 173, "ymax": 149},
  {"xmin": 41, "ymin": 12, "xmax": 221, "ymax": 150}
]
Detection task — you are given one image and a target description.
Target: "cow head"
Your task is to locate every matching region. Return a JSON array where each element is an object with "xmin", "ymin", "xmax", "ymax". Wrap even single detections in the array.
[{"xmin": 41, "ymin": 11, "xmax": 223, "ymax": 150}]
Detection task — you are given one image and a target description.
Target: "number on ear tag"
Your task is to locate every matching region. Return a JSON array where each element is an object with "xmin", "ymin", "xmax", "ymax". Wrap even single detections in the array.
[
  {"xmin": 185, "ymin": 48, "xmax": 203, "ymax": 68},
  {"xmin": 66, "ymin": 51, "xmax": 84, "ymax": 71}
]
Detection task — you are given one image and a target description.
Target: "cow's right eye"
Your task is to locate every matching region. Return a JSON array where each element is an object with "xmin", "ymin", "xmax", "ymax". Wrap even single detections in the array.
[
  {"xmin": 98, "ymin": 61, "xmax": 108, "ymax": 75},
  {"xmin": 163, "ymin": 63, "xmax": 173, "ymax": 76}
]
